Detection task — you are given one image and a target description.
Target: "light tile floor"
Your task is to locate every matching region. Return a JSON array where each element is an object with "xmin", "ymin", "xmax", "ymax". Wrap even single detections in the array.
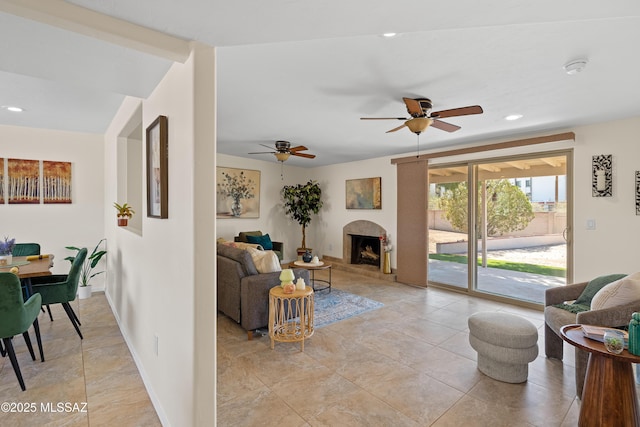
[
  {"xmin": 0, "ymin": 292, "xmax": 160, "ymax": 426},
  {"xmin": 217, "ymin": 269, "xmax": 639, "ymax": 426}
]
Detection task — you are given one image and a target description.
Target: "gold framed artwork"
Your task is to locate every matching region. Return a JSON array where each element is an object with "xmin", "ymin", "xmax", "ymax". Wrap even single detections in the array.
[
  {"xmin": 0, "ymin": 158, "xmax": 4, "ymax": 204},
  {"xmin": 346, "ymin": 177, "xmax": 381, "ymax": 209},
  {"xmin": 8, "ymin": 158, "xmax": 39, "ymax": 204},
  {"xmin": 43, "ymin": 161, "xmax": 72, "ymax": 203},
  {"xmin": 216, "ymin": 167, "xmax": 260, "ymax": 218},
  {"xmin": 146, "ymin": 115, "xmax": 169, "ymax": 218}
]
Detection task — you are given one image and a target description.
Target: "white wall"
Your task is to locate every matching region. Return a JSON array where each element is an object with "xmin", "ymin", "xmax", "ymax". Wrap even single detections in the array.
[
  {"xmin": 0, "ymin": 125, "xmax": 105, "ymax": 278},
  {"xmin": 104, "ymin": 44, "xmax": 216, "ymax": 426}
]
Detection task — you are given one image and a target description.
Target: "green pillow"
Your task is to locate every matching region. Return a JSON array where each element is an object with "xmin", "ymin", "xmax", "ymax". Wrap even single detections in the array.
[
  {"xmin": 246, "ymin": 233, "xmax": 273, "ymax": 250},
  {"xmin": 573, "ymin": 273, "xmax": 627, "ymax": 307}
]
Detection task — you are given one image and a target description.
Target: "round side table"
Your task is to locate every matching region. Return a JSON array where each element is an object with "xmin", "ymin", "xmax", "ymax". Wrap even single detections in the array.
[
  {"xmin": 268, "ymin": 286, "xmax": 314, "ymax": 351},
  {"xmin": 561, "ymin": 324, "xmax": 640, "ymax": 427}
]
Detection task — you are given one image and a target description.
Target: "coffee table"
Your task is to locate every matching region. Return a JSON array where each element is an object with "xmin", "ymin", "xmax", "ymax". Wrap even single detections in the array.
[
  {"xmin": 560, "ymin": 324, "xmax": 640, "ymax": 426},
  {"xmin": 289, "ymin": 260, "xmax": 332, "ymax": 293}
]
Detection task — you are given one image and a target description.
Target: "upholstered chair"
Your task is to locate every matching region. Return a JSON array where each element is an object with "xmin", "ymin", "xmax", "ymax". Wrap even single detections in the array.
[
  {"xmin": 31, "ymin": 248, "xmax": 87, "ymax": 339},
  {"xmin": 0, "ymin": 272, "xmax": 44, "ymax": 391}
]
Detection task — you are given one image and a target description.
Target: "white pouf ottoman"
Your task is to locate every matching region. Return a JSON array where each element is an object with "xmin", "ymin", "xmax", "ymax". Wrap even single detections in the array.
[{"xmin": 468, "ymin": 311, "xmax": 539, "ymax": 383}]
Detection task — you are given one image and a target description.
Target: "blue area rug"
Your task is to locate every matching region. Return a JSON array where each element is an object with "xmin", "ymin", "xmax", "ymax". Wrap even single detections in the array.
[{"xmin": 314, "ymin": 289, "xmax": 383, "ymax": 328}]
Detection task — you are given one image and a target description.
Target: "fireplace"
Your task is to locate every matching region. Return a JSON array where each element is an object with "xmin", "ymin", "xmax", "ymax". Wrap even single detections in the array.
[
  {"xmin": 351, "ymin": 234, "xmax": 381, "ymax": 267},
  {"xmin": 343, "ymin": 220, "xmax": 386, "ymax": 270}
]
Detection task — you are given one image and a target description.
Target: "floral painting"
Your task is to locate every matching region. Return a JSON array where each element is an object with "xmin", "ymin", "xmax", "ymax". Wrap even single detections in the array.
[
  {"xmin": 43, "ymin": 161, "xmax": 72, "ymax": 203},
  {"xmin": 8, "ymin": 158, "xmax": 39, "ymax": 204},
  {"xmin": 216, "ymin": 167, "xmax": 260, "ymax": 218},
  {"xmin": 346, "ymin": 177, "xmax": 381, "ymax": 209}
]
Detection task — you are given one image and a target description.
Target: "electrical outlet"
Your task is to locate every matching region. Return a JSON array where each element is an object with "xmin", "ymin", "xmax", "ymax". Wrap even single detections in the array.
[
  {"xmin": 328, "ymin": 243, "xmax": 333, "ymax": 251},
  {"xmin": 154, "ymin": 334, "xmax": 159, "ymax": 356},
  {"xmin": 586, "ymin": 219, "xmax": 596, "ymax": 230}
]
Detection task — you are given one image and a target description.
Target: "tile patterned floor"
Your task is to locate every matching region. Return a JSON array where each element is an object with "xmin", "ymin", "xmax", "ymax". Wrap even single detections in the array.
[
  {"xmin": 0, "ymin": 292, "xmax": 160, "ymax": 426},
  {"xmin": 217, "ymin": 269, "xmax": 637, "ymax": 426}
]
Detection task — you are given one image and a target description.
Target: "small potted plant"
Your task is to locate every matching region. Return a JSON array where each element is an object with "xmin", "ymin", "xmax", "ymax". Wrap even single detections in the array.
[
  {"xmin": 0, "ymin": 236, "xmax": 16, "ymax": 266},
  {"xmin": 114, "ymin": 202, "xmax": 135, "ymax": 226},
  {"xmin": 66, "ymin": 239, "xmax": 107, "ymax": 299}
]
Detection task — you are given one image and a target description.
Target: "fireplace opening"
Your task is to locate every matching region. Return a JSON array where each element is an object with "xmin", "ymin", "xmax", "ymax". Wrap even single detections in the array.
[{"xmin": 350, "ymin": 234, "xmax": 381, "ymax": 267}]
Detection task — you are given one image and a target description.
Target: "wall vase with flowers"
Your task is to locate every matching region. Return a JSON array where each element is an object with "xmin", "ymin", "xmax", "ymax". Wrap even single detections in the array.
[
  {"xmin": 0, "ymin": 236, "xmax": 16, "ymax": 266},
  {"xmin": 380, "ymin": 234, "xmax": 392, "ymax": 274}
]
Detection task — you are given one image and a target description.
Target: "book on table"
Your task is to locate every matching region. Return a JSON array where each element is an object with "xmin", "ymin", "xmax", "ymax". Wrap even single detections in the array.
[{"xmin": 581, "ymin": 324, "xmax": 629, "ymax": 345}]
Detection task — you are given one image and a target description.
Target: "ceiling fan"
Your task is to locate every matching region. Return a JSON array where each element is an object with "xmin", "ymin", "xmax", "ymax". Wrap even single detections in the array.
[
  {"xmin": 361, "ymin": 97, "xmax": 483, "ymax": 135},
  {"xmin": 249, "ymin": 140, "xmax": 316, "ymax": 162}
]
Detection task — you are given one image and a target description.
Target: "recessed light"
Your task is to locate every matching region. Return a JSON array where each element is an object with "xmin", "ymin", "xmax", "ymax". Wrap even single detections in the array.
[
  {"xmin": 505, "ymin": 114, "xmax": 523, "ymax": 121},
  {"xmin": 382, "ymin": 32, "xmax": 397, "ymax": 38},
  {"xmin": 3, "ymin": 106, "xmax": 23, "ymax": 112}
]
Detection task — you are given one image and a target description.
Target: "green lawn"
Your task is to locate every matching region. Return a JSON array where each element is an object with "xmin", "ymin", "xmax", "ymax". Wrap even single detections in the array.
[{"xmin": 428, "ymin": 253, "xmax": 566, "ymax": 278}]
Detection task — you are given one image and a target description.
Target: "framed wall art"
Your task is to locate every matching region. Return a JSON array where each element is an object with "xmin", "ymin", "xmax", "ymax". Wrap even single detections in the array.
[
  {"xmin": 0, "ymin": 158, "xmax": 4, "ymax": 204},
  {"xmin": 43, "ymin": 161, "xmax": 72, "ymax": 203},
  {"xmin": 146, "ymin": 115, "xmax": 168, "ymax": 218},
  {"xmin": 8, "ymin": 158, "xmax": 39, "ymax": 204},
  {"xmin": 636, "ymin": 171, "xmax": 640, "ymax": 216},
  {"xmin": 346, "ymin": 177, "xmax": 381, "ymax": 209},
  {"xmin": 592, "ymin": 154, "xmax": 612, "ymax": 197},
  {"xmin": 216, "ymin": 167, "xmax": 260, "ymax": 218}
]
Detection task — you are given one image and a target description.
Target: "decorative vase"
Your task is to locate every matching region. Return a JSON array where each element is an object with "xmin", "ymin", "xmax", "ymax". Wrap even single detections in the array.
[
  {"xmin": 630, "ymin": 313, "xmax": 640, "ymax": 356},
  {"xmin": 383, "ymin": 252, "xmax": 391, "ymax": 274},
  {"xmin": 231, "ymin": 198, "xmax": 242, "ymax": 217},
  {"xmin": 77, "ymin": 285, "xmax": 92, "ymax": 299},
  {"xmin": 302, "ymin": 250, "xmax": 312, "ymax": 263},
  {"xmin": 0, "ymin": 254, "xmax": 13, "ymax": 266},
  {"xmin": 603, "ymin": 329, "xmax": 625, "ymax": 354}
]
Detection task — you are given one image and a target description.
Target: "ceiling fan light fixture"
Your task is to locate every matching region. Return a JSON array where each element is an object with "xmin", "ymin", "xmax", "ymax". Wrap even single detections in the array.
[
  {"xmin": 274, "ymin": 152, "xmax": 290, "ymax": 162},
  {"xmin": 563, "ymin": 59, "xmax": 588, "ymax": 75},
  {"xmin": 406, "ymin": 117, "xmax": 433, "ymax": 134}
]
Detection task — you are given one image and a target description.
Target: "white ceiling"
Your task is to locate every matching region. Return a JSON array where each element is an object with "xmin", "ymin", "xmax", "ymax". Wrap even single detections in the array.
[{"xmin": 1, "ymin": 1, "xmax": 640, "ymax": 166}]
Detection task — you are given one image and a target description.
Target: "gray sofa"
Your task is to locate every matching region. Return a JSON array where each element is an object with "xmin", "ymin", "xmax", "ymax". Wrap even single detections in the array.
[{"xmin": 217, "ymin": 243, "xmax": 309, "ymax": 339}]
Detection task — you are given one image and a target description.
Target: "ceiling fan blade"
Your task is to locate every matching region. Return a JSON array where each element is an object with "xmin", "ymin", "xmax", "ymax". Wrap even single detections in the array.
[
  {"xmin": 431, "ymin": 119, "xmax": 461, "ymax": 132},
  {"xmin": 259, "ymin": 143, "xmax": 276, "ymax": 150},
  {"xmin": 292, "ymin": 152, "xmax": 316, "ymax": 159},
  {"xmin": 361, "ymin": 117, "xmax": 407, "ymax": 121},
  {"xmin": 386, "ymin": 123, "xmax": 407, "ymax": 133},
  {"xmin": 403, "ymin": 98, "xmax": 423, "ymax": 116},
  {"xmin": 248, "ymin": 151, "xmax": 275, "ymax": 154},
  {"xmin": 289, "ymin": 145, "xmax": 308, "ymax": 152},
  {"xmin": 431, "ymin": 105, "xmax": 483, "ymax": 119}
]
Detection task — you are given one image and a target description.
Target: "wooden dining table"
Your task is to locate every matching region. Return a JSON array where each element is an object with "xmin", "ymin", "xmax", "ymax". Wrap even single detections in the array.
[{"xmin": 0, "ymin": 256, "xmax": 53, "ymax": 294}]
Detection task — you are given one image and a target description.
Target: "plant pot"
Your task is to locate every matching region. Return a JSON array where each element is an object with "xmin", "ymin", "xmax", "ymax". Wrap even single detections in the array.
[
  {"xmin": 77, "ymin": 285, "xmax": 92, "ymax": 299},
  {"xmin": 117, "ymin": 217, "xmax": 128, "ymax": 226},
  {"xmin": 0, "ymin": 254, "xmax": 13, "ymax": 266}
]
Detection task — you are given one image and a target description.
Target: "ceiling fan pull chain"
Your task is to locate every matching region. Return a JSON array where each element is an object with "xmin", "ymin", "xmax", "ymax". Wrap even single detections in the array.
[{"xmin": 416, "ymin": 133, "xmax": 421, "ymax": 158}]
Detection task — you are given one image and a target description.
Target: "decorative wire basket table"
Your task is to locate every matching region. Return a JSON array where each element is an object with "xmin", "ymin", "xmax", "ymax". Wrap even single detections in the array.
[{"xmin": 268, "ymin": 286, "xmax": 314, "ymax": 351}]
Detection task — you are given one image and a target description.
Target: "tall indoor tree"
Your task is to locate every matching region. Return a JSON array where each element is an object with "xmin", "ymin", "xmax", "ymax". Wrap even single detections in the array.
[{"xmin": 282, "ymin": 180, "xmax": 323, "ymax": 250}]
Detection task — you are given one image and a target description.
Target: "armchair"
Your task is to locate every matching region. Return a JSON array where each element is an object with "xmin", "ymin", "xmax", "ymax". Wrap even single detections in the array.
[
  {"xmin": 31, "ymin": 248, "xmax": 87, "ymax": 339},
  {"xmin": 544, "ymin": 277, "xmax": 640, "ymax": 398},
  {"xmin": 0, "ymin": 272, "xmax": 44, "ymax": 391},
  {"xmin": 13, "ymin": 242, "xmax": 53, "ymax": 321},
  {"xmin": 235, "ymin": 231, "xmax": 283, "ymax": 261}
]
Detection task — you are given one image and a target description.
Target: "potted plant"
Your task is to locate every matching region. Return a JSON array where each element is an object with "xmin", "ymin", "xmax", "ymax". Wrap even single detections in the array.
[
  {"xmin": 282, "ymin": 180, "xmax": 323, "ymax": 256},
  {"xmin": 0, "ymin": 236, "xmax": 16, "ymax": 266},
  {"xmin": 66, "ymin": 239, "xmax": 107, "ymax": 299},
  {"xmin": 114, "ymin": 202, "xmax": 135, "ymax": 226}
]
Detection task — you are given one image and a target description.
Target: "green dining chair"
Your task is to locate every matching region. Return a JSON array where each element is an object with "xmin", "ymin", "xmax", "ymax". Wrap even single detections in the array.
[
  {"xmin": 12, "ymin": 243, "xmax": 41, "ymax": 257},
  {"xmin": 13, "ymin": 242, "xmax": 54, "ymax": 321},
  {"xmin": 0, "ymin": 272, "xmax": 44, "ymax": 391},
  {"xmin": 30, "ymin": 248, "xmax": 87, "ymax": 339}
]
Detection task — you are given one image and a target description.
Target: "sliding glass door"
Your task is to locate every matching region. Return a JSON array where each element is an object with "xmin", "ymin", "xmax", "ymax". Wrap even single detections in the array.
[{"xmin": 427, "ymin": 151, "xmax": 571, "ymax": 305}]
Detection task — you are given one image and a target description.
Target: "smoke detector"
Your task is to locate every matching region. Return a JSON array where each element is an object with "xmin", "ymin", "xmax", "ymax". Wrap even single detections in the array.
[{"xmin": 564, "ymin": 59, "xmax": 588, "ymax": 75}]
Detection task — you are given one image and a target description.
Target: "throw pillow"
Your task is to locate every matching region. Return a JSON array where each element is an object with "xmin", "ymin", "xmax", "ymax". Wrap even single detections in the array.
[
  {"xmin": 573, "ymin": 273, "xmax": 628, "ymax": 307},
  {"xmin": 591, "ymin": 272, "xmax": 640, "ymax": 310},
  {"xmin": 245, "ymin": 247, "xmax": 281, "ymax": 273},
  {"xmin": 246, "ymin": 233, "xmax": 273, "ymax": 250}
]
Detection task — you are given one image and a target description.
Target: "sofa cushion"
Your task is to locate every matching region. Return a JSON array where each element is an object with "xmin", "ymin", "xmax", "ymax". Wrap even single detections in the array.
[
  {"xmin": 245, "ymin": 247, "xmax": 281, "ymax": 273},
  {"xmin": 238, "ymin": 231, "xmax": 262, "ymax": 242},
  {"xmin": 216, "ymin": 243, "xmax": 258, "ymax": 276},
  {"xmin": 246, "ymin": 233, "xmax": 273, "ymax": 250},
  {"xmin": 591, "ymin": 272, "xmax": 640, "ymax": 310},
  {"xmin": 573, "ymin": 273, "xmax": 627, "ymax": 307}
]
